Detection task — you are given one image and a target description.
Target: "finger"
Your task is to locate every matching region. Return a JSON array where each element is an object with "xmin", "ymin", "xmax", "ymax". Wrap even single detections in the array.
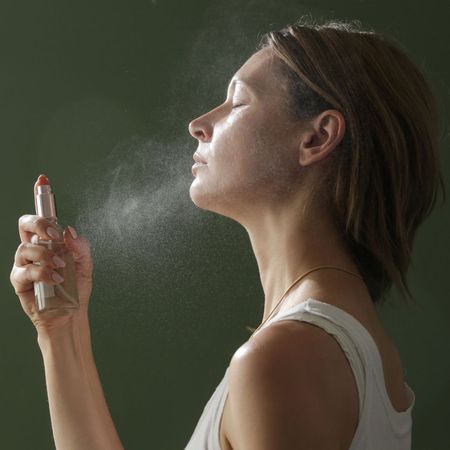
[
  {"xmin": 10, "ymin": 264, "xmax": 64, "ymax": 295},
  {"xmin": 62, "ymin": 229, "xmax": 94, "ymax": 277},
  {"xmin": 62, "ymin": 227, "xmax": 87, "ymax": 257},
  {"xmin": 14, "ymin": 242, "xmax": 62, "ymax": 269},
  {"xmin": 18, "ymin": 215, "xmax": 62, "ymax": 244}
]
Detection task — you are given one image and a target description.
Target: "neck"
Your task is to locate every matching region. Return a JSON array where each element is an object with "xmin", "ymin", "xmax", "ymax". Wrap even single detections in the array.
[{"xmin": 243, "ymin": 205, "xmax": 362, "ymax": 324}]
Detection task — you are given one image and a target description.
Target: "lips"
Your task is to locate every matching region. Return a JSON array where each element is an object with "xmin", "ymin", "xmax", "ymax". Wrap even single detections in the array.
[{"xmin": 193, "ymin": 152, "xmax": 208, "ymax": 164}]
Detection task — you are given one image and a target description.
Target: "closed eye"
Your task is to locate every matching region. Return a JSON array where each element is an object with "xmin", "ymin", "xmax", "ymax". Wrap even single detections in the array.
[{"xmin": 232, "ymin": 104, "xmax": 245, "ymax": 109}]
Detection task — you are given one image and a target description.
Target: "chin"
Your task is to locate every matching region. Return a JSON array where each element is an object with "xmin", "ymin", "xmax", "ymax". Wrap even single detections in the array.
[
  {"xmin": 190, "ymin": 181, "xmax": 220, "ymax": 212},
  {"xmin": 189, "ymin": 180, "xmax": 242, "ymax": 221}
]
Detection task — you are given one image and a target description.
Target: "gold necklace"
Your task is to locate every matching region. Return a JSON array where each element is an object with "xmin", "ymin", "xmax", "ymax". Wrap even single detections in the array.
[{"xmin": 249, "ymin": 266, "xmax": 364, "ymax": 340}]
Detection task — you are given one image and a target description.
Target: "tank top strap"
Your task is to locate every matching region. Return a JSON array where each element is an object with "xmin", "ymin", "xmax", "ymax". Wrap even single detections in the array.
[{"xmin": 262, "ymin": 297, "xmax": 373, "ymax": 420}]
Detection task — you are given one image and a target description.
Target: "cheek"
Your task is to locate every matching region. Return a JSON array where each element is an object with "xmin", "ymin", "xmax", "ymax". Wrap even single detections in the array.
[
  {"xmin": 216, "ymin": 111, "xmax": 270, "ymax": 161},
  {"xmin": 214, "ymin": 123, "xmax": 295, "ymax": 197},
  {"xmin": 213, "ymin": 125, "xmax": 262, "ymax": 184}
]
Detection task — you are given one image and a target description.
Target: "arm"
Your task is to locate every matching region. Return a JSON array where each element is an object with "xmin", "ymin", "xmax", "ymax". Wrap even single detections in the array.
[
  {"xmin": 227, "ymin": 322, "xmax": 353, "ymax": 450},
  {"xmin": 10, "ymin": 216, "xmax": 123, "ymax": 449},
  {"xmin": 37, "ymin": 310, "xmax": 124, "ymax": 450}
]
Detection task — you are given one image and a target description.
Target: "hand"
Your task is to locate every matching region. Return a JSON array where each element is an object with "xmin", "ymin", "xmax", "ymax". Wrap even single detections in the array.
[{"xmin": 10, "ymin": 212, "xmax": 93, "ymax": 334}]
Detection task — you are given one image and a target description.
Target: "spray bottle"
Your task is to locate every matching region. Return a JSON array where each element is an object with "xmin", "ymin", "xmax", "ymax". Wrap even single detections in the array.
[{"xmin": 32, "ymin": 174, "xmax": 80, "ymax": 315}]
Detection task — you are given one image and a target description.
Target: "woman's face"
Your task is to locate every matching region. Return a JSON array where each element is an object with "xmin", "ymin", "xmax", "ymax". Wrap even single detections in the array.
[{"xmin": 188, "ymin": 47, "xmax": 306, "ymax": 222}]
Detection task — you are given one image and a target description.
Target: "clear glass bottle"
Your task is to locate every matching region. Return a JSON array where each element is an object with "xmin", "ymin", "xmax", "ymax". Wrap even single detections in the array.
[{"xmin": 33, "ymin": 177, "xmax": 80, "ymax": 316}]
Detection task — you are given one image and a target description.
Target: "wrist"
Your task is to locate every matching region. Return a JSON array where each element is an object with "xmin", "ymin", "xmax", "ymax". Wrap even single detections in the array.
[{"xmin": 37, "ymin": 309, "xmax": 90, "ymax": 352}]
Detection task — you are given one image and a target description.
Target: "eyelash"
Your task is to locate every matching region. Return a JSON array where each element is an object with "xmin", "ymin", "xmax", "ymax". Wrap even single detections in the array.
[{"xmin": 232, "ymin": 104, "xmax": 245, "ymax": 109}]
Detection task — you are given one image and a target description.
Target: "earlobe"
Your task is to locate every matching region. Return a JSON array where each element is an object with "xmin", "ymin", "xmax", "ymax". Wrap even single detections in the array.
[
  {"xmin": 299, "ymin": 149, "xmax": 322, "ymax": 166},
  {"xmin": 298, "ymin": 148, "xmax": 312, "ymax": 167},
  {"xmin": 298, "ymin": 130, "xmax": 316, "ymax": 167}
]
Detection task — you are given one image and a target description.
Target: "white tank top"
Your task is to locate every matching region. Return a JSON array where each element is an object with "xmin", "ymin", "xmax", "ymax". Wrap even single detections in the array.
[{"xmin": 184, "ymin": 298, "xmax": 415, "ymax": 449}]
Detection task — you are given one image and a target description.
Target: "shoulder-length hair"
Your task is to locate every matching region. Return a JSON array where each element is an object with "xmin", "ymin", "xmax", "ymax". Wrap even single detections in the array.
[{"xmin": 257, "ymin": 16, "xmax": 446, "ymax": 307}]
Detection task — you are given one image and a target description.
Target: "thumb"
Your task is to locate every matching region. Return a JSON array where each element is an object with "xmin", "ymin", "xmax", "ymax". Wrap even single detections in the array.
[{"xmin": 63, "ymin": 226, "xmax": 92, "ymax": 265}]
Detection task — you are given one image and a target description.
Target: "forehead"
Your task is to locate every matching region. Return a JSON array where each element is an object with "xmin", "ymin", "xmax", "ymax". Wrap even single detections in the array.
[{"xmin": 230, "ymin": 47, "xmax": 282, "ymax": 94}]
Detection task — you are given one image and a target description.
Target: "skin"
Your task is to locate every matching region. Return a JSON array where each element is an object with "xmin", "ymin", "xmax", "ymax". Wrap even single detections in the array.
[
  {"xmin": 188, "ymin": 46, "xmax": 411, "ymax": 449},
  {"xmin": 8, "ymin": 46, "xmax": 409, "ymax": 450},
  {"xmin": 10, "ymin": 187, "xmax": 124, "ymax": 449},
  {"xmin": 188, "ymin": 46, "xmax": 374, "ymax": 323}
]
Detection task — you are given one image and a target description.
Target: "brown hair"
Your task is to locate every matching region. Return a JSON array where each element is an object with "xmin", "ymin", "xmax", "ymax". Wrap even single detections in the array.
[{"xmin": 255, "ymin": 16, "xmax": 447, "ymax": 308}]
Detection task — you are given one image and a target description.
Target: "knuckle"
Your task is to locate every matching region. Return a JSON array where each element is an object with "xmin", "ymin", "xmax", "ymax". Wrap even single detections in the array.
[
  {"xmin": 18, "ymin": 215, "xmax": 26, "ymax": 229},
  {"xmin": 18, "ymin": 242, "xmax": 28, "ymax": 252},
  {"xmin": 18, "ymin": 214, "xmax": 34, "ymax": 226},
  {"xmin": 10, "ymin": 269, "xmax": 21, "ymax": 287},
  {"xmin": 18, "ymin": 214, "xmax": 28, "ymax": 224},
  {"xmin": 14, "ymin": 243, "xmax": 25, "ymax": 260}
]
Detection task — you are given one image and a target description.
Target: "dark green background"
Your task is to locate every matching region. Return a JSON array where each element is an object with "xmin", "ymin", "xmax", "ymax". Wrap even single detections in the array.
[{"xmin": 1, "ymin": 1, "xmax": 449, "ymax": 449}]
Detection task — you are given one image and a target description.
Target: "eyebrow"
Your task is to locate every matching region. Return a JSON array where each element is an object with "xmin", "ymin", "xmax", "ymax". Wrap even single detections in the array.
[{"xmin": 227, "ymin": 78, "xmax": 259, "ymax": 95}]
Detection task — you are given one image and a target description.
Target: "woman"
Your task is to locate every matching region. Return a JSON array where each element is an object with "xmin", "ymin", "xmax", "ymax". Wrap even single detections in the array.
[{"xmin": 10, "ymin": 16, "xmax": 445, "ymax": 450}]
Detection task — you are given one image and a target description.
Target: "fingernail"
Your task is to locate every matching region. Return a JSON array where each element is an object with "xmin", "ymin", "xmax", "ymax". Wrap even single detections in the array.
[
  {"xmin": 47, "ymin": 227, "xmax": 60, "ymax": 239},
  {"xmin": 52, "ymin": 255, "xmax": 66, "ymax": 268},
  {"xmin": 52, "ymin": 272, "xmax": 64, "ymax": 283},
  {"xmin": 68, "ymin": 226, "xmax": 78, "ymax": 239}
]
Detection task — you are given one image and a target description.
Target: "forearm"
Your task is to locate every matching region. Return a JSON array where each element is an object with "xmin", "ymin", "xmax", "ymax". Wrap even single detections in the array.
[{"xmin": 37, "ymin": 311, "xmax": 124, "ymax": 450}]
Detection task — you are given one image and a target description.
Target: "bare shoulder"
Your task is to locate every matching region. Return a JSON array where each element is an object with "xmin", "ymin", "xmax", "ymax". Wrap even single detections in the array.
[{"xmin": 226, "ymin": 321, "xmax": 359, "ymax": 450}]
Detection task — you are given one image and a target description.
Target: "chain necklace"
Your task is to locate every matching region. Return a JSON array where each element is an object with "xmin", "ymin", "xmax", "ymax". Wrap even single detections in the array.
[{"xmin": 249, "ymin": 266, "xmax": 364, "ymax": 340}]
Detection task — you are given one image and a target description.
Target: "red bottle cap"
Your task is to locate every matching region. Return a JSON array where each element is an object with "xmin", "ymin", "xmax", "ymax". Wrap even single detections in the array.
[{"xmin": 36, "ymin": 174, "xmax": 50, "ymax": 185}]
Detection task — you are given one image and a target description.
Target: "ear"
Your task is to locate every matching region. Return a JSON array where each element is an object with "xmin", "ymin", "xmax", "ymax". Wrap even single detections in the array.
[{"xmin": 298, "ymin": 110, "xmax": 346, "ymax": 167}]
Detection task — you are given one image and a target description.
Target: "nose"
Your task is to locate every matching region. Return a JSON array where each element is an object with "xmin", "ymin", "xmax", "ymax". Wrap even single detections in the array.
[{"xmin": 188, "ymin": 115, "xmax": 213, "ymax": 142}]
